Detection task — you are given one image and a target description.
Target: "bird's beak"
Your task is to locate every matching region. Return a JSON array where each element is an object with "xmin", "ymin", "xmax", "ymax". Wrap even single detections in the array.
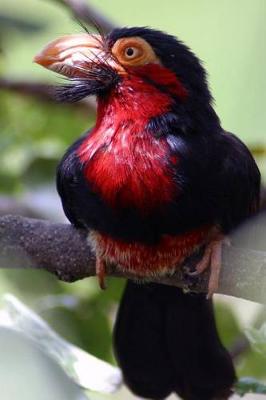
[{"xmin": 34, "ymin": 33, "xmax": 124, "ymax": 78}]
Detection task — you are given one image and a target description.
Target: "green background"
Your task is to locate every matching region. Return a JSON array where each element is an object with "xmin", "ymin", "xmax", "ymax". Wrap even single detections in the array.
[{"xmin": 0, "ymin": 1, "xmax": 266, "ymax": 399}]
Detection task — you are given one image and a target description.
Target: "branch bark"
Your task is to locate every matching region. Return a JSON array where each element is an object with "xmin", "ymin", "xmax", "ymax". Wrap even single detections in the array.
[
  {"xmin": 0, "ymin": 79, "xmax": 59, "ymax": 101},
  {"xmin": 53, "ymin": 0, "xmax": 116, "ymax": 33},
  {"xmin": 0, "ymin": 78, "xmax": 96, "ymax": 112},
  {"xmin": 0, "ymin": 196, "xmax": 41, "ymax": 218},
  {"xmin": 0, "ymin": 215, "xmax": 266, "ymax": 304}
]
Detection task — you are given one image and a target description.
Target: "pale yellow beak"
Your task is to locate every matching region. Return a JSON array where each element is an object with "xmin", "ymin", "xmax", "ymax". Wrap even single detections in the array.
[{"xmin": 34, "ymin": 33, "xmax": 123, "ymax": 78}]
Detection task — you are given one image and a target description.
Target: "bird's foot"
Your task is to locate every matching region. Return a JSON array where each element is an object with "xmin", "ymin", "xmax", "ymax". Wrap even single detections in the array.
[
  {"xmin": 96, "ymin": 255, "xmax": 107, "ymax": 290},
  {"xmin": 188, "ymin": 235, "xmax": 230, "ymax": 299}
]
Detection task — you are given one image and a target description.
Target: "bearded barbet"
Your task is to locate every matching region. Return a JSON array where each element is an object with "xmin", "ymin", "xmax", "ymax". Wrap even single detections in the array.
[{"xmin": 34, "ymin": 26, "xmax": 260, "ymax": 400}]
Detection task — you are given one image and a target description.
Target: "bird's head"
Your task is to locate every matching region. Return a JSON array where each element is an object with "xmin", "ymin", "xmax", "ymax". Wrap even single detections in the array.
[{"xmin": 34, "ymin": 27, "xmax": 219, "ymax": 132}]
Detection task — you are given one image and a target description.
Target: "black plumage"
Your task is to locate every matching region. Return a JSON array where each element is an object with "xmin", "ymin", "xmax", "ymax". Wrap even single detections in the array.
[
  {"xmin": 114, "ymin": 282, "xmax": 235, "ymax": 400},
  {"xmin": 54, "ymin": 27, "xmax": 261, "ymax": 399},
  {"xmin": 57, "ymin": 127, "xmax": 260, "ymax": 242}
]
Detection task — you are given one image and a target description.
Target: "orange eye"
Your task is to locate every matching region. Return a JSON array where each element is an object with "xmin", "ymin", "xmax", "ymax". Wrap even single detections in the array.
[{"xmin": 111, "ymin": 37, "xmax": 160, "ymax": 67}]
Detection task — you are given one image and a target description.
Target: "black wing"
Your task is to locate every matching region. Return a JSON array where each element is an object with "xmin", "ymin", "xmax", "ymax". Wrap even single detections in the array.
[
  {"xmin": 56, "ymin": 132, "xmax": 90, "ymax": 228},
  {"xmin": 57, "ymin": 128, "xmax": 260, "ymax": 238},
  {"xmin": 213, "ymin": 131, "xmax": 261, "ymax": 232},
  {"xmin": 165, "ymin": 129, "xmax": 260, "ymax": 235}
]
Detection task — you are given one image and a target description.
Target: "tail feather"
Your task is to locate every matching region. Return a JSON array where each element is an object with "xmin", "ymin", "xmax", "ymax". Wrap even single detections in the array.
[{"xmin": 113, "ymin": 281, "xmax": 236, "ymax": 400}]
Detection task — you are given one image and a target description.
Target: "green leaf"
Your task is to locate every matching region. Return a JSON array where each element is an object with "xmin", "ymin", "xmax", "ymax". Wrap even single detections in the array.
[
  {"xmin": 0, "ymin": 91, "xmax": 92, "ymax": 193},
  {"xmin": 245, "ymin": 324, "xmax": 266, "ymax": 357},
  {"xmin": 237, "ymin": 347, "xmax": 266, "ymax": 379},
  {"xmin": 235, "ymin": 377, "xmax": 266, "ymax": 396},
  {"xmin": 214, "ymin": 300, "xmax": 241, "ymax": 347},
  {"xmin": 0, "ymin": 294, "xmax": 122, "ymax": 393}
]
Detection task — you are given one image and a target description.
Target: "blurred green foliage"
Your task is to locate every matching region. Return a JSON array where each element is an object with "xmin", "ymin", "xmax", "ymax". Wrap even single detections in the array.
[
  {"xmin": 0, "ymin": 91, "xmax": 90, "ymax": 193},
  {"xmin": 0, "ymin": 0, "xmax": 266, "ymax": 398},
  {"xmin": 236, "ymin": 377, "xmax": 266, "ymax": 396}
]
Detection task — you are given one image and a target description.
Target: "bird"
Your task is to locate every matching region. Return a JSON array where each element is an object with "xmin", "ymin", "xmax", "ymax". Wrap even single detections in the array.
[{"xmin": 34, "ymin": 26, "xmax": 261, "ymax": 400}]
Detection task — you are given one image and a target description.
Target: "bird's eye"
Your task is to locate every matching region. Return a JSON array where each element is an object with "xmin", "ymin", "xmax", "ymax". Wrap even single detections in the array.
[
  {"xmin": 111, "ymin": 37, "xmax": 160, "ymax": 67},
  {"xmin": 124, "ymin": 47, "xmax": 139, "ymax": 59}
]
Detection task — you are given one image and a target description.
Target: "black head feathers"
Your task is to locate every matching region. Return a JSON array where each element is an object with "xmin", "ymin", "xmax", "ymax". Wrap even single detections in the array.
[{"xmin": 108, "ymin": 26, "xmax": 212, "ymax": 104}]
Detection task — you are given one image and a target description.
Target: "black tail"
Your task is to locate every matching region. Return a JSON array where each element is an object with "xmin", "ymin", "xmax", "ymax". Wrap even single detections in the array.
[{"xmin": 113, "ymin": 281, "xmax": 236, "ymax": 400}]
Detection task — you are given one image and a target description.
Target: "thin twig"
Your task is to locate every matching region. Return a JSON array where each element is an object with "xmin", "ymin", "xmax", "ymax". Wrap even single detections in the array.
[
  {"xmin": 0, "ymin": 78, "xmax": 96, "ymax": 112},
  {"xmin": 0, "ymin": 197, "xmax": 41, "ymax": 219},
  {"xmin": 52, "ymin": 0, "xmax": 116, "ymax": 33}
]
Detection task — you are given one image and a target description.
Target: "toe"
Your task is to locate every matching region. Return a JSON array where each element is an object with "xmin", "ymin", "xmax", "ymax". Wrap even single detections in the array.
[
  {"xmin": 96, "ymin": 256, "xmax": 107, "ymax": 290},
  {"xmin": 206, "ymin": 240, "xmax": 223, "ymax": 298},
  {"xmin": 194, "ymin": 245, "xmax": 212, "ymax": 274}
]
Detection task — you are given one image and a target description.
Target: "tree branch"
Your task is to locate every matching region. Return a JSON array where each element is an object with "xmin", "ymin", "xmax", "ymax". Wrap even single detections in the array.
[
  {"xmin": 53, "ymin": 0, "xmax": 116, "ymax": 33},
  {"xmin": 0, "ymin": 196, "xmax": 41, "ymax": 218},
  {"xmin": 0, "ymin": 79, "xmax": 58, "ymax": 101},
  {"xmin": 0, "ymin": 215, "xmax": 266, "ymax": 303},
  {"xmin": 0, "ymin": 78, "xmax": 96, "ymax": 112}
]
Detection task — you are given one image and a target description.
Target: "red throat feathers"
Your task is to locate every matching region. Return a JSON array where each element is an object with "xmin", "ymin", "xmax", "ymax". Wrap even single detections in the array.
[
  {"xmin": 78, "ymin": 65, "xmax": 186, "ymax": 212},
  {"xmin": 77, "ymin": 66, "xmax": 211, "ymax": 277}
]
